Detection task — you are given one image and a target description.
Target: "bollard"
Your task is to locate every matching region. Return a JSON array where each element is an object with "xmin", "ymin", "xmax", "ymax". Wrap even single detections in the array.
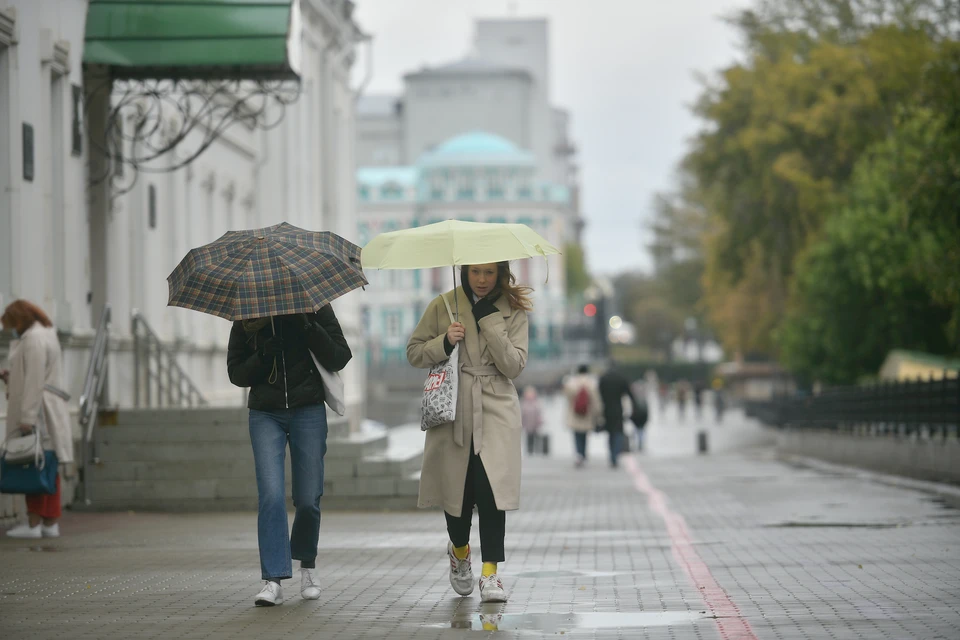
[
  {"xmin": 697, "ymin": 430, "xmax": 708, "ymax": 454},
  {"xmin": 542, "ymin": 433, "xmax": 550, "ymax": 456}
]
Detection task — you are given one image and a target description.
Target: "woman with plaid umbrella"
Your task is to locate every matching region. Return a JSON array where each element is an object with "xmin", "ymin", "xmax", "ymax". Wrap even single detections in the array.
[
  {"xmin": 227, "ymin": 308, "xmax": 350, "ymax": 606},
  {"xmin": 169, "ymin": 223, "xmax": 366, "ymax": 607}
]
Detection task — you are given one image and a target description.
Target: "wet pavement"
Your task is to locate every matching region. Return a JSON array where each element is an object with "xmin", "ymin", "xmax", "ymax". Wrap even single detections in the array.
[{"xmin": 1, "ymin": 400, "xmax": 959, "ymax": 639}]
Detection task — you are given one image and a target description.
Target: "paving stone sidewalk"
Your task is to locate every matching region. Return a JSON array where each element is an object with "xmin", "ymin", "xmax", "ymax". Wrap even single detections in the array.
[{"xmin": 1, "ymin": 412, "xmax": 958, "ymax": 639}]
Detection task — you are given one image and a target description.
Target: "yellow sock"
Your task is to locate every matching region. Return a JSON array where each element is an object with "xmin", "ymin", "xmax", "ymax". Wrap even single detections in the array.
[
  {"xmin": 482, "ymin": 562, "xmax": 497, "ymax": 577},
  {"xmin": 453, "ymin": 544, "xmax": 469, "ymax": 560}
]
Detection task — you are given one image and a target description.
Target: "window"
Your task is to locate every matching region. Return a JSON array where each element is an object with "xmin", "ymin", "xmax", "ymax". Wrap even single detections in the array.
[
  {"xmin": 430, "ymin": 188, "xmax": 445, "ymax": 201},
  {"xmin": 385, "ymin": 311, "xmax": 400, "ymax": 338},
  {"xmin": 148, "ymin": 184, "xmax": 157, "ymax": 229},
  {"xmin": 358, "ymin": 184, "xmax": 370, "ymax": 200},
  {"xmin": 517, "ymin": 186, "xmax": 532, "ymax": 200},
  {"xmin": 380, "ymin": 183, "xmax": 404, "ymax": 200},
  {"xmin": 71, "ymin": 85, "xmax": 82, "ymax": 156},
  {"xmin": 487, "ymin": 187, "xmax": 505, "ymax": 200},
  {"xmin": 22, "ymin": 123, "xmax": 34, "ymax": 181},
  {"xmin": 456, "ymin": 186, "xmax": 474, "ymax": 200}
]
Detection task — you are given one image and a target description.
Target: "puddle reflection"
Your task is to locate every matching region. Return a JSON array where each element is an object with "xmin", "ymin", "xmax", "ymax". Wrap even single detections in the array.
[{"xmin": 437, "ymin": 611, "xmax": 707, "ymax": 632}]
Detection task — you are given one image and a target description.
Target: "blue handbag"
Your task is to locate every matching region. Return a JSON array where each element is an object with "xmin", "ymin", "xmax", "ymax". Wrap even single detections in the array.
[{"xmin": 0, "ymin": 450, "xmax": 59, "ymax": 495}]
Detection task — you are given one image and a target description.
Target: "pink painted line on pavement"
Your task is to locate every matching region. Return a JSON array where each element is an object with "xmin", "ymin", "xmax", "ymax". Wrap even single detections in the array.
[{"xmin": 623, "ymin": 455, "xmax": 759, "ymax": 640}]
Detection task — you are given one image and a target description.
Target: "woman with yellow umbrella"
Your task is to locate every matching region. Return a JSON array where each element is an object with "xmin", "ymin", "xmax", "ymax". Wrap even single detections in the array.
[{"xmin": 363, "ymin": 220, "xmax": 559, "ymax": 603}]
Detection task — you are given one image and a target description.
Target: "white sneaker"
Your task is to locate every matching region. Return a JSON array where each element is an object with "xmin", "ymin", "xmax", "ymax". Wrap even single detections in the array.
[
  {"xmin": 5, "ymin": 523, "xmax": 41, "ymax": 539},
  {"xmin": 447, "ymin": 541, "xmax": 474, "ymax": 596},
  {"xmin": 254, "ymin": 581, "xmax": 283, "ymax": 606},
  {"xmin": 479, "ymin": 573, "xmax": 507, "ymax": 603},
  {"xmin": 300, "ymin": 568, "xmax": 321, "ymax": 600},
  {"xmin": 41, "ymin": 523, "xmax": 60, "ymax": 538}
]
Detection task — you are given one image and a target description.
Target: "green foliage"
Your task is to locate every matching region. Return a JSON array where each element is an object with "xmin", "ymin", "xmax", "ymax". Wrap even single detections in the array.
[
  {"xmin": 778, "ymin": 110, "xmax": 955, "ymax": 383},
  {"xmin": 564, "ymin": 243, "xmax": 591, "ymax": 298},
  {"xmin": 677, "ymin": 0, "xmax": 960, "ymax": 373}
]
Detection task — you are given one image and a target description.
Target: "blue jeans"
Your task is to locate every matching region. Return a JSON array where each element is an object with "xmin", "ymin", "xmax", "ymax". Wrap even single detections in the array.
[
  {"xmin": 608, "ymin": 432, "xmax": 624, "ymax": 466},
  {"xmin": 574, "ymin": 432, "xmax": 588, "ymax": 459},
  {"xmin": 249, "ymin": 405, "xmax": 328, "ymax": 580}
]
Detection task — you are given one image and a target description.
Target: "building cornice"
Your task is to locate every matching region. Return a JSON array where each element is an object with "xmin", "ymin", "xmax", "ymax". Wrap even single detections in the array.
[{"xmin": 39, "ymin": 28, "xmax": 71, "ymax": 75}]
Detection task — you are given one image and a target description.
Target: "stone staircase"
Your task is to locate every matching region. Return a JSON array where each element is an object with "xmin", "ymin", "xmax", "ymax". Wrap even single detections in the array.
[{"xmin": 83, "ymin": 408, "xmax": 422, "ymax": 511}]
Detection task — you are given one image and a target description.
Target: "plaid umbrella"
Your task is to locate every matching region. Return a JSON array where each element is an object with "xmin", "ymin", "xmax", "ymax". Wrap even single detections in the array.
[{"xmin": 167, "ymin": 222, "xmax": 367, "ymax": 321}]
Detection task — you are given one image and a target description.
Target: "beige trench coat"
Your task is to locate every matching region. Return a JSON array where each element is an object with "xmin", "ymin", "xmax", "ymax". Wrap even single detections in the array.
[
  {"xmin": 407, "ymin": 287, "xmax": 529, "ymax": 515},
  {"xmin": 5, "ymin": 324, "xmax": 74, "ymax": 464}
]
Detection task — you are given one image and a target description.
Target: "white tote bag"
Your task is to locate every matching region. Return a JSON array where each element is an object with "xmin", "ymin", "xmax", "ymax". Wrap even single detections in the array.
[
  {"xmin": 309, "ymin": 350, "xmax": 346, "ymax": 416},
  {"xmin": 421, "ymin": 294, "xmax": 460, "ymax": 431}
]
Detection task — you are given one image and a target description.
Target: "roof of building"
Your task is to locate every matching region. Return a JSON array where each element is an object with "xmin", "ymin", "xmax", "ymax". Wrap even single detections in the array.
[
  {"xmin": 356, "ymin": 166, "xmax": 419, "ymax": 188},
  {"xmin": 404, "ymin": 57, "xmax": 530, "ymax": 79},
  {"xmin": 418, "ymin": 131, "xmax": 536, "ymax": 167},
  {"xmin": 357, "ymin": 94, "xmax": 402, "ymax": 117}
]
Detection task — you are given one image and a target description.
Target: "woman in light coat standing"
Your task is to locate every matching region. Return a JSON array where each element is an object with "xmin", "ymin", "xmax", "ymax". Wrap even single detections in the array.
[
  {"xmin": 1, "ymin": 300, "xmax": 73, "ymax": 538},
  {"xmin": 407, "ymin": 261, "xmax": 530, "ymax": 603}
]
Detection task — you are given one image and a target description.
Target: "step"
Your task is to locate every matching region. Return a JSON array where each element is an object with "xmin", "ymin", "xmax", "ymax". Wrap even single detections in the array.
[
  {"xmin": 86, "ymin": 455, "xmax": 362, "ymax": 482},
  {"xmin": 93, "ymin": 432, "xmax": 387, "ymax": 463},
  {"xmin": 96, "ymin": 419, "xmax": 351, "ymax": 444},
  {"xmin": 83, "ymin": 474, "xmax": 422, "ymax": 510},
  {"xmin": 105, "ymin": 409, "xmax": 351, "ymax": 439}
]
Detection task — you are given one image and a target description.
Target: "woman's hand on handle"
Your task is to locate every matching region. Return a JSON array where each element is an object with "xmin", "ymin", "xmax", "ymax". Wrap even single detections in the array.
[{"xmin": 446, "ymin": 322, "xmax": 465, "ymax": 345}]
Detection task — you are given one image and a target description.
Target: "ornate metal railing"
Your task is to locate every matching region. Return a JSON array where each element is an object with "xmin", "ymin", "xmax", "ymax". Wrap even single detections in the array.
[
  {"xmin": 78, "ymin": 304, "xmax": 111, "ymax": 504},
  {"xmin": 132, "ymin": 310, "xmax": 206, "ymax": 409}
]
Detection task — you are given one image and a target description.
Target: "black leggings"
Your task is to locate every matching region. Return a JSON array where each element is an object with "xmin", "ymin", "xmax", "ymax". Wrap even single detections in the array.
[{"xmin": 444, "ymin": 441, "xmax": 506, "ymax": 563}]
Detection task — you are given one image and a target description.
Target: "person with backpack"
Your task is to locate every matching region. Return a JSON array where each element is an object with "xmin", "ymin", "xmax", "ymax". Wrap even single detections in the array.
[{"xmin": 563, "ymin": 364, "xmax": 602, "ymax": 468}]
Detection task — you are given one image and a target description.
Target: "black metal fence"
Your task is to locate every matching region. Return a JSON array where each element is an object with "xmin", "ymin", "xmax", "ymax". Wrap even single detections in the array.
[{"xmin": 745, "ymin": 375, "xmax": 960, "ymax": 439}]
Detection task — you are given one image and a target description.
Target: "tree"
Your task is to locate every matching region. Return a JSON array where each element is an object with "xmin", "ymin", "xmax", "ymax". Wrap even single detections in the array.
[
  {"xmin": 778, "ymin": 111, "xmax": 954, "ymax": 384},
  {"xmin": 687, "ymin": 8, "xmax": 939, "ymax": 356},
  {"xmin": 564, "ymin": 243, "xmax": 591, "ymax": 298}
]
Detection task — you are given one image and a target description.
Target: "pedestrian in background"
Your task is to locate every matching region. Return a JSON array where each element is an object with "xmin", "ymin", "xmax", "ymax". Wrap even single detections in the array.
[
  {"xmin": 598, "ymin": 366, "xmax": 642, "ymax": 467},
  {"xmin": 564, "ymin": 364, "xmax": 602, "ymax": 468},
  {"xmin": 227, "ymin": 306, "xmax": 352, "ymax": 606},
  {"xmin": 520, "ymin": 386, "xmax": 544, "ymax": 455},
  {"xmin": 676, "ymin": 382, "xmax": 688, "ymax": 421},
  {"xmin": 407, "ymin": 261, "xmax": 530, "ymax": 603},
  {"xmin": 1, "ymin": 300, "xmax": 73, "ymax": 539}
]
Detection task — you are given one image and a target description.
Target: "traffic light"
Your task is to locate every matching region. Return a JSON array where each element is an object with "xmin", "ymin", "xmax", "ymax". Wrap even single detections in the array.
[{"xmin": 583, "ymin": 303, "xmax": 597, "ymax": 317}]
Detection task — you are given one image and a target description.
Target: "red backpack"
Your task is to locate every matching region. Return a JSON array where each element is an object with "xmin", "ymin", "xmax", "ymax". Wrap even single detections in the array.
[{"xmin": 573, "ymin": 385, "xmax": 591, "ymax": 416}]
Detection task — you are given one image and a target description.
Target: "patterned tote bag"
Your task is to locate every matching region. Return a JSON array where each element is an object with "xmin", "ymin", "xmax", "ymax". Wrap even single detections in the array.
[{"xmin": 421, "ymin": 293, "xmax": 460, "ymax": 430}]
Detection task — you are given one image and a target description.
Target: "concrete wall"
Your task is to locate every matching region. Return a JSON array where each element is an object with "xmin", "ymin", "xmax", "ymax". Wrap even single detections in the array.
[
  {"xmin": 403, "ymin": 73, "xmax": 532, "ymax": 161},
  {"xmin": 475, "ymin": 19, "xmax": 553, "ymax": 183},
  {"xmin": 776, "ymin": 428, "xmax": 960, "ymax": 485}
]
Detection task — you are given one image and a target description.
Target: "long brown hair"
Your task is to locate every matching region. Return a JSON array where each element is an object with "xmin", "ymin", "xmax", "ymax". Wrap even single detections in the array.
[
  {"xmin": 1, "ymin": 299, "xmax": 53, "ymax": 333},
  {"xmin": 461, "ymin": 262, "xmax": 534, "ymax": 312}
]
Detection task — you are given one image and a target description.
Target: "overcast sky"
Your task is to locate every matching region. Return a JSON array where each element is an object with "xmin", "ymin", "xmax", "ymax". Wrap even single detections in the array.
[{"xmin": 353, "ymin": 0, "xmax": 747, "ymax": 275}]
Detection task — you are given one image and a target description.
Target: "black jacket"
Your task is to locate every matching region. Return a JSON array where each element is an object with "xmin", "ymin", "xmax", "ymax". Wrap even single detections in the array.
[
  {"xmin": 598, "ymin": 370, "xmax": 645, "ymax": 433},
  {"xmin": 226, "ymin": 305, "xmax": 352, "ymax": 411}
]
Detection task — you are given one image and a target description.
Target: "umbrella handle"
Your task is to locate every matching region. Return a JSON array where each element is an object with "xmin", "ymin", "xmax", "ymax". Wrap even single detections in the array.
[{"xmin": 451, "ymin": 265, "xmax": 459, "ymax": 322}]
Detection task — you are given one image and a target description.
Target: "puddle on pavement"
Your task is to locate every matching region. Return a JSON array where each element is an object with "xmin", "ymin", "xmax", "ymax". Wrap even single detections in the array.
[
  {"xmin": 434, "ymin": 611, "xmax": 707, "ymax": 632},
  {"xmin": 26, "ymin": 546, "xmax": 60, "ymax": 552}
]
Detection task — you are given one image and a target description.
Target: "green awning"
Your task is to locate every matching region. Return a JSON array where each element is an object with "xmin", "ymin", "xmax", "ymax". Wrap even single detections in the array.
[{"xmin": 83, "ymin": 0, "xmax": 302, "ymax": 80}]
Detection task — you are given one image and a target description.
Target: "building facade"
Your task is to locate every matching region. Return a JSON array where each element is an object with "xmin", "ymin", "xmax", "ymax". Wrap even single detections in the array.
[
  {"xmin": 356, "ymin": 17, "xmax": 581, "ymax": 368},
  {"xmin": 0, "ymin": 0, "xmax": 367, "ymax": 426},
  {"xmin": 358, "ymin": 132, "xmax": 571, "ymax": 365}
]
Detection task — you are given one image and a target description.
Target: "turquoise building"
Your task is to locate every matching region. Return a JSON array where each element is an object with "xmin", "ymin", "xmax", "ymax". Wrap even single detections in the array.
[{"xmin": 358, "ymin": 132, "xmax": 575, "ymax": 365}]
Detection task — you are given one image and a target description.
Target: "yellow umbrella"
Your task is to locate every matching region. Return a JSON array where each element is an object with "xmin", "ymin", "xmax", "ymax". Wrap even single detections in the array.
[
  {"xmin": 360, "ymin": 219, "xmax": 562, "ymax": 318},
  {"xmin": 361, "ymin": 219, "xmax": 560, "ymax": 269}
]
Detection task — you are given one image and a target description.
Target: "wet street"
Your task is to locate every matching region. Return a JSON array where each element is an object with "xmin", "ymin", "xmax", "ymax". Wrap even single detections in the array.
[{"xmin": 2, "ymin": 403, "xmax": 959, "ymax": 639}]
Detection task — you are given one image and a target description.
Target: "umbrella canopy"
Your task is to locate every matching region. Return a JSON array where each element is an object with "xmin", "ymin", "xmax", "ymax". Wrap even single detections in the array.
[
  {"xmin": 360, "ymin": 219, "xmax": 561, "ymax": 270},
  {"xmin": 167, "ymin": 222, "xmax": 366, "ymax": 321}
]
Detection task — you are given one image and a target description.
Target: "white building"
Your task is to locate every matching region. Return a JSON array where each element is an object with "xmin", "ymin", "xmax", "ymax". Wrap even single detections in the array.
[
  {"xmin": 358, "ymin": 131, "xmax": 571, "ymax": 365},
  {"xmin": 1, "ymin": 0, "xmax": 368, "ymax": 428},
  {"xmin": 355, "ymin": 17, "xmax": 581, "ymax": 368}
]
